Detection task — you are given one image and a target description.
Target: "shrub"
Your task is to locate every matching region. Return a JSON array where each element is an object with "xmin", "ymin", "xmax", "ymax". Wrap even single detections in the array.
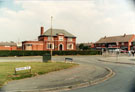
[{"xmin": 0, "ymin": 50, "xmax": 101, "ymax": 57}]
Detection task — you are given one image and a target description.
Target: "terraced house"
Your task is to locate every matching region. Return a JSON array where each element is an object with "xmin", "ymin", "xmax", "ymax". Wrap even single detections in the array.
[
  {"xmin": 95, "ymin": 34, "xmax": 135, "ymax": 51},
  {"xmin": 22, "ymin": 27, "xmax": 76, "ymax": 51}
]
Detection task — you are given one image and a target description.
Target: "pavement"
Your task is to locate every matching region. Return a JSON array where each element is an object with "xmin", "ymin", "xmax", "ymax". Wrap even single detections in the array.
[
  {"xmin": 98, "ymin": 55, "xmax": 135, "ymax": 65},
  {"xmin": 0, "ymin": 56, "xmax": 42, "ymax": 62},
  {"xmin": 0, "ymin": 62, "xmax": 112, "ymax": 92}
]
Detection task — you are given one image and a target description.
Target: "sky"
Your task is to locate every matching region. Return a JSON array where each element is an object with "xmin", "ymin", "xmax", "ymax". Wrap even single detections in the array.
[{"xmin": 0, "ymin": 0, "xmax": 134, "ymax": 43}]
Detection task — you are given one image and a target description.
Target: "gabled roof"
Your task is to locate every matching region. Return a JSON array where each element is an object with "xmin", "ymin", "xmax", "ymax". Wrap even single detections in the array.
[
  {"xmin": 42, "ymin": 28, "xmax": 76, "ymax": 38},
  {"xmin": 96, "ymin": 34, "xmax": 134, "ymax": 43}
]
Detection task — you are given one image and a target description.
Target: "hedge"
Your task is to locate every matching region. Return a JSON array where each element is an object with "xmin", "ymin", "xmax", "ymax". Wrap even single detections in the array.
[{"xmin": 0, "ymin": 50, "xmax": 101, "ymax": 57}]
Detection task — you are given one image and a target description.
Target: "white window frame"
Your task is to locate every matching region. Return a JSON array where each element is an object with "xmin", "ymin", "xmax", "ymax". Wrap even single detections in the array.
[
  {"xmin": 121, "ymin": 42, "xmax": 124, "ymax": 45},
  {"xmin": 48, "ymin": 37, "xmax": 54, "ymax": 41},
  {"xmin": 5, "ymin": 46, "xmax": 10, "ymax": 47},
  {"xmin": 26, "ymin": 44, "xmax": 32, "ymax": 46},
  {"xmin": 67, "ymin": 43, "xmax": 73, "ymax": 50},
  {"xmin": 47, "ymin": 43, "xmax": 54, "ymax": 49},
  {"xmin": 68, "ymin": 38, "xmax": 73, "ymax": 42},
  {"xmin": 59, "ymin": 36, "xmax": 63, "ymax": 41}
]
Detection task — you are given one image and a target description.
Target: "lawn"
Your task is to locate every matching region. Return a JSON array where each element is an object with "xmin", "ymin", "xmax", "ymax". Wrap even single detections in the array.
[{"xmin": 0, "ymin": 62, "xmax": 78, "ymax": 87}]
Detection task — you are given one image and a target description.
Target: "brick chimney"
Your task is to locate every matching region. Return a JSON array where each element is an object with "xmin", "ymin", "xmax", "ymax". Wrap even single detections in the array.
[
  {"xmin": 41, "ymin": 27, "xmax": 44, "ymax": 35},
  {"xmin": 123, "ymin": 33, "xmax": 126, "ymax": 37}
]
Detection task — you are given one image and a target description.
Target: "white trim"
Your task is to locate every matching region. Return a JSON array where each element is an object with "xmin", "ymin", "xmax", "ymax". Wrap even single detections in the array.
[
  {"xmin": 67, "ymin": 43, "xmax": 73, "ymax": 50},
  {"xmin": 48, "ymin": 37, "xmax": 54, "ymax": 41},
  {"xmin": 4, "ymin": 46, "xmax": 10, "ymax": 47},
  {"xmin": 58, "ymin": 44, "xmax": 64, "ymax": 51},
  {"xmin": 47, "ymin": 43, "xmax": 54, "ymax": 49},
  {"xmin": 59, "ymin": 36, "xmax": 64, "ymax": 41},
  {"xmin": 67, "ymin": 38, "xmax": 73, "ymax": 42}
]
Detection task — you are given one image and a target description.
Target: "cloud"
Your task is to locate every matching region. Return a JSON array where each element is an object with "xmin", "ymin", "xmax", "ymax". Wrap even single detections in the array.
[{"xmin": 0, "ymin": 0, "xmax": 134, "ymax": 43}]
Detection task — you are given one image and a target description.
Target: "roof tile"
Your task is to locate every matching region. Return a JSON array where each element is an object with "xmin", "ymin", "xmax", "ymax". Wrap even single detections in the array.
[{"xmin": 43, "ymin": 29, "xmax": 76, "ymax": 38}]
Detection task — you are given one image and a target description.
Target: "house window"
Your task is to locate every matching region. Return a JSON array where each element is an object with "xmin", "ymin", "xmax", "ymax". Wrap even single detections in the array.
[
  {"xmin": 121, "ymin": 42, "xmax": 124, "ymax": 45},
  {"xmin": 67, "ymin": 44, "xmax": 73, "ymax": 49},
  {"xmin": 133, "ymin": 42, "xmax": 135, "ymax": 46},
  {"xmin": 59, "ymin": 36, "xmax": 63, "ymax": 41},
  {"xmin": 5, "ymin": 46, "xmax": 10, "ymax": 47},
  {"xmin": 26, "ymin": 44, "xmax": 32, "ymax": 46},
  {"xmin": 47, "ymin": 43, "xmax": 54, "ymax": 49},
  {"xmin": 48, "ymin": 37, "xmax": 53, "ymax": 41},
  {"xmin": 68, "ymin": 38, "xmax": 72, "ymax": 42},
  {"xmin": 102, "ymin": 44, "xmax": 105, "ymax": 46}
]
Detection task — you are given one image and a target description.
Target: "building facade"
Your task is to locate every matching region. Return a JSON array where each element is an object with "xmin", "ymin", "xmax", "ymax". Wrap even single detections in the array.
[
  {"xmin": 95, "ymin": 34, "xmax": 135, "ymax": 51},
  {"xmin": 0, "ymin": 42, "xmax": 17, "ymax": 50},
  {"xmin": 22, "ymin": 27, "xmax": 76, "ymax": 51}
]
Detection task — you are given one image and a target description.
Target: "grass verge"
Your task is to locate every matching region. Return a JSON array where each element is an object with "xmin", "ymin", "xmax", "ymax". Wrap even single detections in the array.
[{"xmin": 0, "ymin": 62, "xmax": 78, "ymax": 87}]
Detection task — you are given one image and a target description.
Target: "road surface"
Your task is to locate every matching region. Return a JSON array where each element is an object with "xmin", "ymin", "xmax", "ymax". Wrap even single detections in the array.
[
  {"xmin": 0, "ymin": 56, "xmax": 135, "ymax": 92},
  {"xmin": 56, "ymin": 56, "xmax": 135, "ymax": 92}
]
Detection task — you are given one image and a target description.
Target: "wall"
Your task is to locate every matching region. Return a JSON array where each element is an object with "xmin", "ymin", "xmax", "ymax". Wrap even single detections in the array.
[{"xmin": 0, "ymin": 46, "xmax": 17, "ymax": 50}]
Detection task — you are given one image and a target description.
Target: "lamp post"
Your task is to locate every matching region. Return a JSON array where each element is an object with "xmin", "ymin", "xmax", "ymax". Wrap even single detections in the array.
[
  {"xmin": 105, "ymin": 43, "xmax": 107, "ymax": 58},
  {"xmin": 50, "ymin": 16, "xmax": 53, "ymax": 61},
  {"xmin": 116, "ymin": 42, "xmax": 119, "ymax": 61}
]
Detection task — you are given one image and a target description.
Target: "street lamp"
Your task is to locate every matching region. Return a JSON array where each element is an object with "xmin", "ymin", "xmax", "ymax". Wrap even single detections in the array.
[
  {"xmin": 116, "ymin": 41, "xmax": 119, "ymax": 61},
  {"xmin": 50, "ymin": 16, "xmax": 53, "ymax": 61}
]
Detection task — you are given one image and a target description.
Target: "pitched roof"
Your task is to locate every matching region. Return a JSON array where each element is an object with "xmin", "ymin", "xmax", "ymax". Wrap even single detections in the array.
[
  {"xmin": 96, "ymin": 34, "xmax": 134, "ymax": 43},
  {"xmin": 0, "ymin": 42, "xmax": 17, "ymax": 46},
  {"xmin": 42, "ymin": 29, "xmax": 76, "ymax": 38}
]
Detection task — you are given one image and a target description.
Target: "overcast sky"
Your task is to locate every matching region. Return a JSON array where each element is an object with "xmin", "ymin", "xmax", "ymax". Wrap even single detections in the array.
[{"xmin": 0, "ymin": 0, "xmax": 134, "ymax": 43}]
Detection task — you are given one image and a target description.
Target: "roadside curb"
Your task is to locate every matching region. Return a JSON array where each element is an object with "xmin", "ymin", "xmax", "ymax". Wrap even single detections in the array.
[
  {"xmin": 11, "ymin": 67, "xmax": 115, "ymax": 92},
  {"xmin": 98, "ymin": 59, "xmax": 135, "ymax": 65}
]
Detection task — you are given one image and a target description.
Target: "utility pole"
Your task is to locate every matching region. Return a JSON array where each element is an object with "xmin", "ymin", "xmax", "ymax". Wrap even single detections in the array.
[
  {"xmin": 116, "ymin": 42, "xmax": 119, "ymax": 61},
  {"xmin": 50, "ymin": 16, "xmax": 53, "ymax": 61}
]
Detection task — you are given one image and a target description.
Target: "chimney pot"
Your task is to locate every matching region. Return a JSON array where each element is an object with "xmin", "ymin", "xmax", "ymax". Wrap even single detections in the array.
[
  {"xmin": 123, "ymin": 33, "xmax": 126, "ymax": 37},
  {"xmin": 41, "ymin": 27, "xmax": 44, "ymax": 35}
]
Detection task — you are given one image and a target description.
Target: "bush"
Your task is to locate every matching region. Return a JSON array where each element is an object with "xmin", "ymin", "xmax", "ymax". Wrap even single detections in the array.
[{"xmin": 0, "ymin": 50, "xmax": 101, "ymax": 57}]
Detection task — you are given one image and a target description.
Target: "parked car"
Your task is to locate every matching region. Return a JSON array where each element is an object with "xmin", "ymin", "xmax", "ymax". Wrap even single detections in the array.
[{"xmin": 120, "ymin": 50, "xmax": 128, "ymax": 53}]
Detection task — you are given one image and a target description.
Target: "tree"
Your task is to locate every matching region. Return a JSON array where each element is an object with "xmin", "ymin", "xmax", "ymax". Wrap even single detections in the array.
[
  {"xmin": 79, "ymin": 44, "xmax": 84, "ymax": 50},
  {"xmin": 83, "ymin": 46, "xmax": 89, "ymax": 50}
]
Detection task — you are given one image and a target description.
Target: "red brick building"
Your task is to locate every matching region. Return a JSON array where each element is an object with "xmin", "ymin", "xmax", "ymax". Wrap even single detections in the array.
[
  {"xmin": 95, "ymin": 34, "xmax": 135, "ymax": 51},
  {"xmin": 0, "ymin": 42, "xmax": 17, "ymax": 50},
  {"xmin": 22, "ymin": 27, "xmax": 76, "ymax": 51}
]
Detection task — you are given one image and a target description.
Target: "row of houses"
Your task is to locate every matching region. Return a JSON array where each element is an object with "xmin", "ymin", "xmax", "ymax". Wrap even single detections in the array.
[
  {"xmin": 0, "ymin": 26, "xmax": 135, "ymax": 51},
  {"xmin": 0, "ymin": 41, "xmax": 22, "ymax": 51},
  {"xmin": 95, "ymin": 34, "xmax": 135, "ymax": 51}
]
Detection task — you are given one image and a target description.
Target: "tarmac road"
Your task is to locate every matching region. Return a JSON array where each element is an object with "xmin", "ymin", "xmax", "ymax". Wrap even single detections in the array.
[{"xmin": 60, "ymin": 56, "xmax": 135, "ymax": 92}]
